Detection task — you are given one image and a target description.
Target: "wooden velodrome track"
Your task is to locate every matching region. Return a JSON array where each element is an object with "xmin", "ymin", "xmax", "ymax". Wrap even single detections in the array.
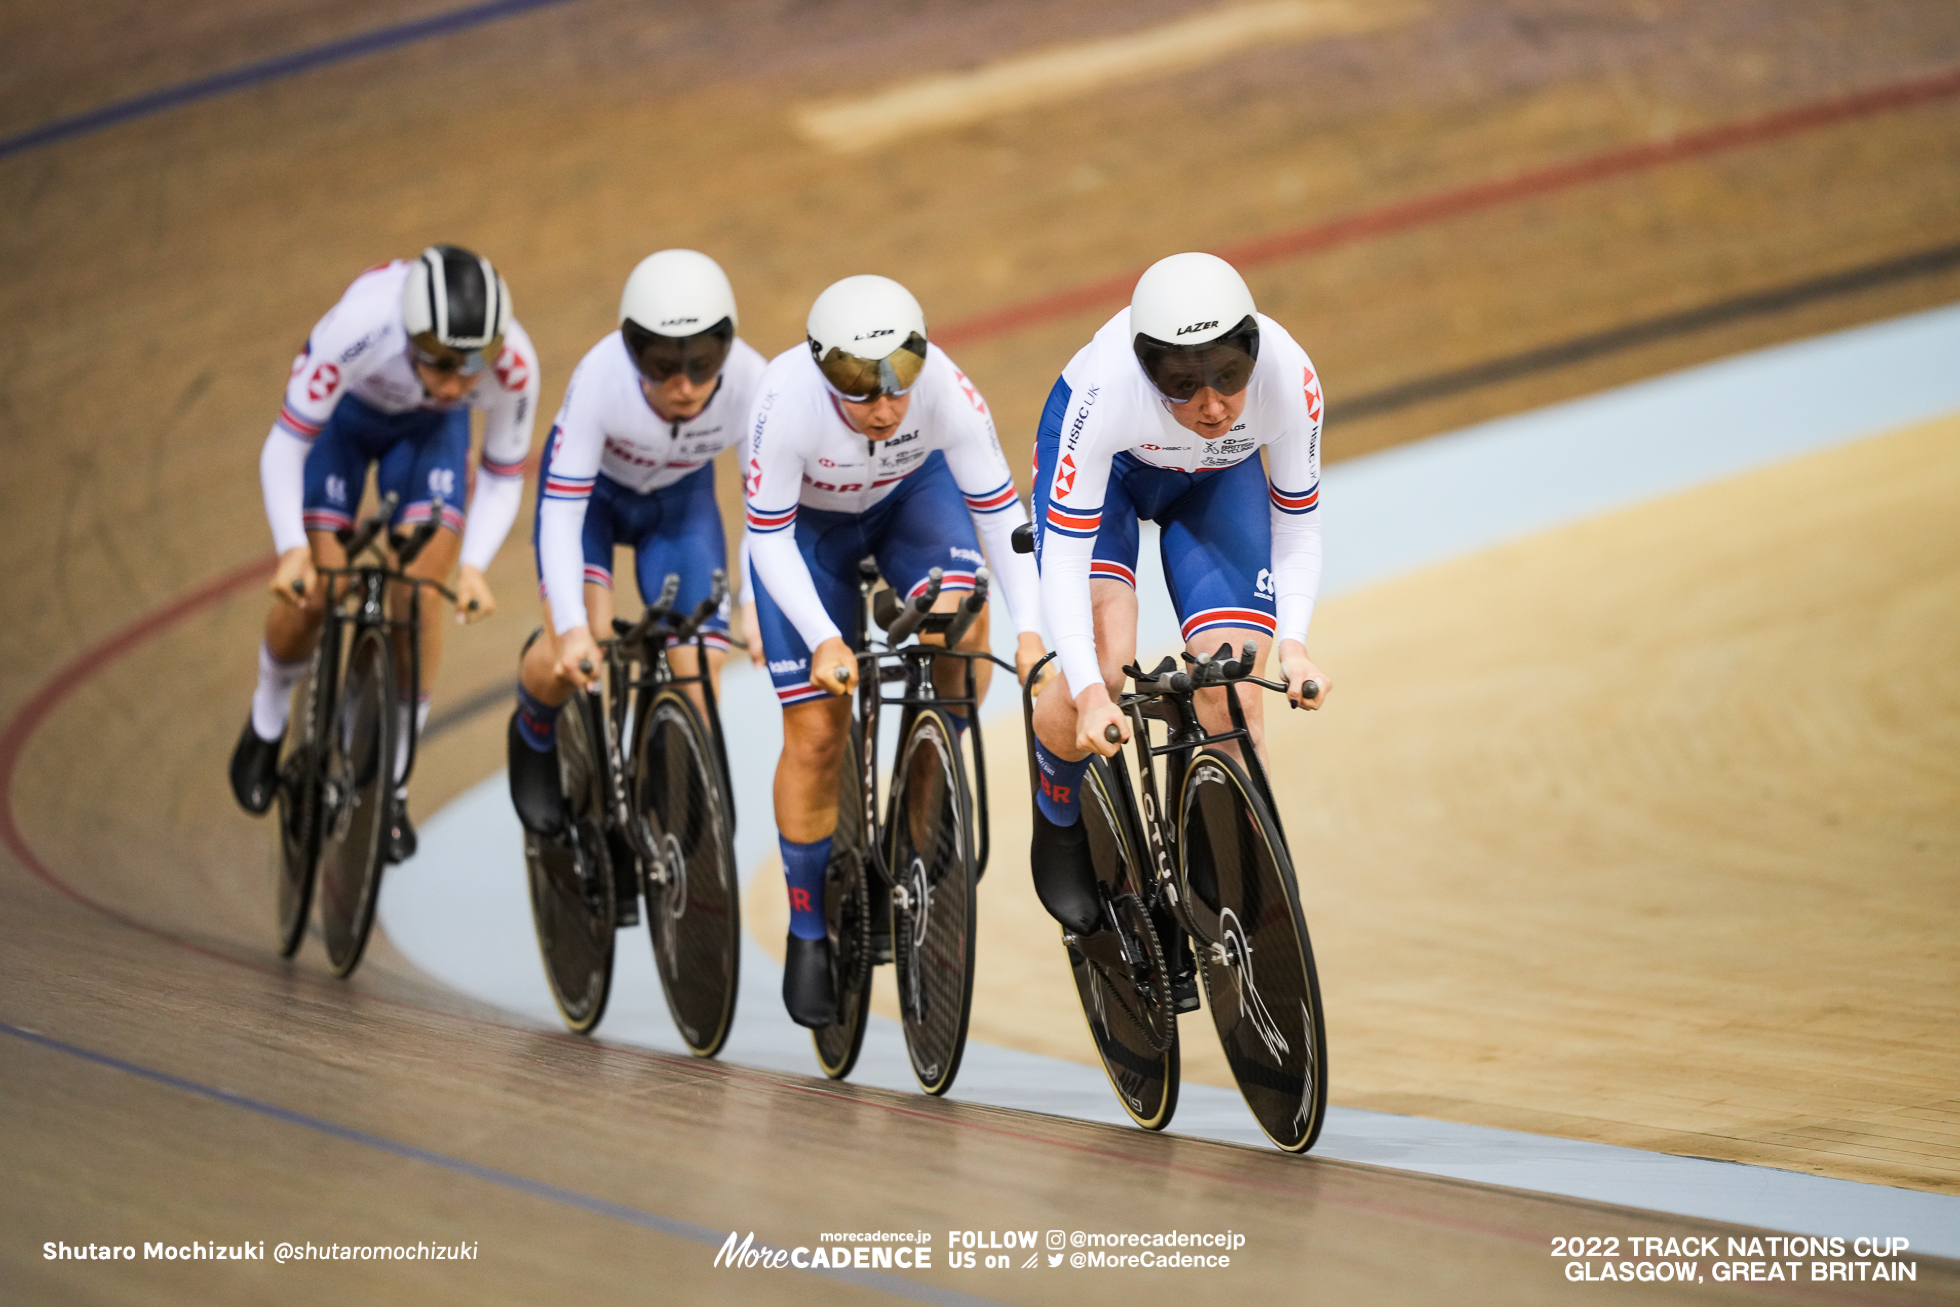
[{"xmin": 4, "ymin": 1, "xmax": 1958, "ymax": 1301}]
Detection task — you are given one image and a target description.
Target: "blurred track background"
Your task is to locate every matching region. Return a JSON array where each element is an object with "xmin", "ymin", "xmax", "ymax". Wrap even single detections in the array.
[{"xmin": 3, "ymin": 1, "xmax": 1958, "ymax": 1300}]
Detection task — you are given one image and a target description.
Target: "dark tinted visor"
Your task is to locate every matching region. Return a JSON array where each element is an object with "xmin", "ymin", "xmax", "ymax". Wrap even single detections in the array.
[
  {"xmin": 623, "ymin": 316, "xmax": 735, "ymax": 385},
  {"xmin": 811, "ymin": 331, "xmax": 928, "ymax": 401},
  {"xmin": 410, "ymin": 331, "xmax": 500, "ymax": 377},
  {"xmin": 1133, "ymin": 315, "xmax": 1260, "ymax": 402}
]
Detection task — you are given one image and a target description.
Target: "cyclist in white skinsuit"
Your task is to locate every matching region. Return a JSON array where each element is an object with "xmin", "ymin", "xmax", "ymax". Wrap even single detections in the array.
[
  {"xmin": 744, "ymin": 274, "xmax": 1046, "ymax": 1025},
  {"xmin": 1027, "ymin": 252, "xmax": 1331, "ymax": 934},
  {"xmin": 507, "ymin": 250, "xmax": 764, "ymax": 836},
  {"xmin": 230, "ymin": 246, "xmax": 538, "ymax": 861}
]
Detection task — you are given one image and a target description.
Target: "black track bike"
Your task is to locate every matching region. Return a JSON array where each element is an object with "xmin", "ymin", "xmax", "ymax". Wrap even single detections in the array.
[
  {"xmin": 273, "ymin": 491, "xmax": 450, "ymax": 976},
  {"xmin": 808, "ymin": 559, "xmax": 1012, "ymax": 1096},
  {"xmin": 1020, "ymin": 643, "xmax": 1329, "ymax": 1153},
  {"xmin": 523, "ymin": 572, "xmax": 742, "ymax": 1052}
]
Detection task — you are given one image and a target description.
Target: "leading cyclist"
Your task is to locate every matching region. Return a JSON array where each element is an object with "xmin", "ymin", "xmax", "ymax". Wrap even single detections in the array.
[
  {"xmin": 506, "ymin": 250, "xmax": 764, "ymax": 836},
  {"xmin": 1027, "ymin": 252, "xmax": 1331, "ymax": 934},
  {"xmin": 229, "ymin": 246, "xmax": 539, "ymax": 861},
  {"xmin": 745, "ymin": 275, "xmax": 1045, "ymax": 1026}
]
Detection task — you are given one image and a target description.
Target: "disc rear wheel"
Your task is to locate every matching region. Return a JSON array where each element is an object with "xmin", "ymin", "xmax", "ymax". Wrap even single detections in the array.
[
  {"xmin": 1180, "ymin": 748, "xmax": 1326, "ymax": 1153},
  {"xmin": 811, "ymin": 728, "xmax": 874, "ymax": 1080},
  {"xmin": 525, "ymin": 692, "xmax": 617, "ymax": 1033},
  {"xmin": 887, "ymin": 708, "xmax": 977, "ymax": 1096},
  {"xmin": 637, "ymin": 689, "xmax": 740, "ymax": 1058},
  {"xmin": 314, "ymin": 626, "xmax": 393, "ymax": 977},
  {"xmin": 1066, "ymin": 755, "xmax": 1179, "ymax": 1130}
]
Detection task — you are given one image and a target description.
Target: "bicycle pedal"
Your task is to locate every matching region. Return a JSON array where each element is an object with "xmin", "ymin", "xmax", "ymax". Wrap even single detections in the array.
[{"xmin": 1171, "ymin": 969, "xmax": 1201, "ymax": 1014}]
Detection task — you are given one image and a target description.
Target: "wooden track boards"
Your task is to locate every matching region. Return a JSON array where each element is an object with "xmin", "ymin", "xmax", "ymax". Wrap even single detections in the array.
[{"xmin": 5, "ymin": 1, "xmax": 1960, "ymax": 1298}]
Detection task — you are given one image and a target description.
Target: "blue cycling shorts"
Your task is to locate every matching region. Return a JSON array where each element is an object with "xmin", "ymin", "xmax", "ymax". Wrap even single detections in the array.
[
  {"xmin": 530, "ymin": 458, "xmax": 731, "ymax": 647},
  {"xmin": 1032, "ymin": 376, "xmax": 1276, "ymax": 645},
  {"xmin": 752, "ymin": 450, "xmax": 984, "ymax": 707},
  {"xmin": 302, "ymin": 393, "xmax": 469, "ymax": 537}
]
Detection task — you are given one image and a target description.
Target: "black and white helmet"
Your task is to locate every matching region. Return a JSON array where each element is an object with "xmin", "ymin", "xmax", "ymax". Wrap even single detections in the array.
[
  {"xmin": 401, "ymin": 244, "xmax": 509, "ymax": 375},
  {"xmin": 1129, "ymin": 252, "xmax": 1260, "ymax": 402}
]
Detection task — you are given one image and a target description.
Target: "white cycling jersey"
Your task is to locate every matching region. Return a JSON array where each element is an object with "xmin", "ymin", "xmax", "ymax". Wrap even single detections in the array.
[
  {"xmin": 743, "ymin": 343, "xmax": 1041, "ymax": 649},
  {"xmin": 537, "ymin": 331, "xmax": 765, "ymax": 634},
  {"xmin": 1042, "ymin": 307, "xmax": 1323, "ymax": 698},
  {"xmin": 257, "ymin": 259, "xmax": 539, "ymax": 569}
]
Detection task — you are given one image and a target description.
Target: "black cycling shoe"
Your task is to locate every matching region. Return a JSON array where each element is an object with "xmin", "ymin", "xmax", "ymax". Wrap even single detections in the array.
[
  {"xmin": 386, "ymin": 790, "xmax": 417, "ymax": 864},
  {"xmin": 229, "ymin": 718, "xmax": 283, "ymax": 816},
  {"xmin": 506, "ymin": 711, "xmax": 565, "ymax": 837},
  {"xmin": 782, "ymin": 933, "xmax": 837, "ymax": 1028},
  {"xmin": 1031, "ymin": 808, "xmax": 1104, "ymax": 935}
]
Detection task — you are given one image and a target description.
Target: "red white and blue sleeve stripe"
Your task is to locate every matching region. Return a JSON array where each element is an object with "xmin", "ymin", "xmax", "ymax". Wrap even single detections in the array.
[
  {"xmin": 276, "ymin": 403, "xmax": 325, "ymax": 441},
  {"xmin": 746, "ymin": 502, "xmax": 797, "ymax": 534},
  {"xmin": 481, "ymin": 450, "xmax": 528, "ymax": 478},
  {"xmin": 962, "ymin": 479, "xmax": 1019, "ymax": 514},
  {"xmin": 1044, "ymin": 502, "xmax": 1102, "ymax": 539},
  {"xmin": 543, "ymin": 471, "xmax": 595, "ymax": 501},
  {"xmin": 1270, "ymin": 480, "xmax": 1320, "ymax": 515}
]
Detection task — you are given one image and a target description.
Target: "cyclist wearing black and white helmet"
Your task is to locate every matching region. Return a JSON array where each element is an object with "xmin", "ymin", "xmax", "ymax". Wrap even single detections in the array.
[
  {"xmin": 1026, "ymin": 252, "xmax": 1330, "ymax": 934},
  {"xmin": 743, "ymin": 274, "xmax": 1045, "ymax": 1026},
  {"xmin": 506, "ymin": 250, "xmax": 765, "ymax": 836},
  {"xmin": 230, "ymin": 245, "xmax": 539, "ymax": 863}
]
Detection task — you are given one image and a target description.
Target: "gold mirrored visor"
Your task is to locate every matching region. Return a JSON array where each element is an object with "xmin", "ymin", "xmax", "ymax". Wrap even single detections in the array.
[
  {"xmin": 410, "ymin": 331, "xmax": 501, "ymax": 377},
  {"xmin": 1133, "ymin": 315, "xmax": 1260, "ymax": 402},
  {"xmin": 812, "ymin": 332, "xmax": 928, "ymax": 401}
]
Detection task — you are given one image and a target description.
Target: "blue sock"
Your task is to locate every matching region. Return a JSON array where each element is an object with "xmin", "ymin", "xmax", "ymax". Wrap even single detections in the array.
[
  {"xmin": 515, "ymin": 684, "xmax": 561, "ymax": 753},
  {"xmin": 949, "ymin": 712, "xmax": 969, "ymax": 737},
  {"xmin": 1032, "ymin": 739, "xmax": 1089, "ymax": 826},
  {"xmin": 781, "ymin": 835, "xmax": 832, "ymax": 941}
]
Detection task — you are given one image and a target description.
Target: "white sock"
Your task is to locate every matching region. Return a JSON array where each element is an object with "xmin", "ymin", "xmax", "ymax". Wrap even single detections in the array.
[
  {"xmin": 393, "ymin": 695, "xmax": 431, "ymax": 785},
  {"xmin": 251, "ymin": 643, "xmax": 308, "ymax": 742}
]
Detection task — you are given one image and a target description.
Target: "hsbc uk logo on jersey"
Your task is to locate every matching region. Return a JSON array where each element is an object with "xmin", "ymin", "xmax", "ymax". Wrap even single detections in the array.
[{"xmin": 1052, "ymin": 454, "xmax": 1077, "ymax": 497}]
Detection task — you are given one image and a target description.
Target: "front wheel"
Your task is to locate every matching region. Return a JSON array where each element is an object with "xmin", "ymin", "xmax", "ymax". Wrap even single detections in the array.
[
  {"xmin": 314, "ymin": 625, "xmax": 394, "ymax": 977},
  {"xmin": 524, "ymin": 691, "xmax": 617, "ymax": 1033},
  {"xmin": 636, "ymin": 689, "xmax": 740, "ymax": 1058},
  {"xmin": 1066, "ymin": 754, "xmax": 1179, "ymax": 1131},
  {"xmin": 887, "ymin": 707, "xmax": 977, "ymax": 1096},
  {"xmin": 274, "ymin": 620, "xmax": 338, "ymax": 957},
  {"xmin": 1180, "ymin": 748, "xmax": 1327, "ymax": 1153},
  {"xmin": 811, "ymin": 727, "xmax": 874, "ymax": 1080}
]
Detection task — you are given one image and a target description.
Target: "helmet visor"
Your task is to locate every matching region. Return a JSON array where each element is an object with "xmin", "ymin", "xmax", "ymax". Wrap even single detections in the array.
[
  {"xmin": 623, "ymin": 316, "xmax": 734, "ymax": 385},
  {"xmin": 410, "ymin": 332, "xmax": 501, "ymax": 377},
  {"xmin": 812, "ymin": 331, "xmax": 928, "ymax": 401},
  {"xmin": 1133, "ymin": 315, "xmax": 1260, "ymax": 403}
]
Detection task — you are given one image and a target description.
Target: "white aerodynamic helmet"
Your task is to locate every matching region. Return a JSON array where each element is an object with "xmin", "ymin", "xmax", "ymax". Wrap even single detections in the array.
[
  {"xmin": 618, "ymin": 249, "xmax": 738, "ymax": 384},
  {"xmin": 1129, "ymin": 252, "xmax": 1261, "ymax": 402},
  {"xmin": 806, "ymin": 274, "xmax": 929, "ymax": 401},
  {"xmin": 402, "ymin": 244, "xmax": 510, "ymax": 375}
]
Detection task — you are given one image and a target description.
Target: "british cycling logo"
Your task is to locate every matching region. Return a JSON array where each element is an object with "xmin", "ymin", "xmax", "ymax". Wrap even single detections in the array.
[{"xmin": 1255, "ymin": 568, "xmax": 1275, "ymax": 598}]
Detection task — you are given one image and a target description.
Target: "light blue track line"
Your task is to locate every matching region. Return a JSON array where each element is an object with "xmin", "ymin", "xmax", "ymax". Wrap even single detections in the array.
[
  {"xmin": 0, "ymin": 1020, "xmax": 1001, "ymax": 1306},
  {"xmin": 0, "ymin": 0, "xmax": 585, "ymax": 161}
]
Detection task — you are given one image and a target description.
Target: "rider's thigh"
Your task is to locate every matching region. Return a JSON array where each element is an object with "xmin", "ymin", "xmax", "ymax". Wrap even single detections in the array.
[
  {"xmin": 584, "ymin": 580, "xmax": 616, "ymax": 636},
  {"xmin": 1091, "ymin": 577, "xmax": 1140, "ymax": 696},
  {"xmin": 403, "ymin": 521, "xmax": 460, "ymax": 580},
  {"xmin": 1186, "ymin": 624, "xmax": 1269, "ymax": 751},
  {"xmin": 781, "ymin": 695, "xmax": 850, "ymax": 765}
]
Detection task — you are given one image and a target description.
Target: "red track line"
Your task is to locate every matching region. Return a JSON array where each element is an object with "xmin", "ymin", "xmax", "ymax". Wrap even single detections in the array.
[
  {"xmin": 934, "ymin": 63, "xmax": 1960, "ymax": 349},
  {"xmin": 0, "ymin": 555, "xmax": 273, "ymax": 919}
]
